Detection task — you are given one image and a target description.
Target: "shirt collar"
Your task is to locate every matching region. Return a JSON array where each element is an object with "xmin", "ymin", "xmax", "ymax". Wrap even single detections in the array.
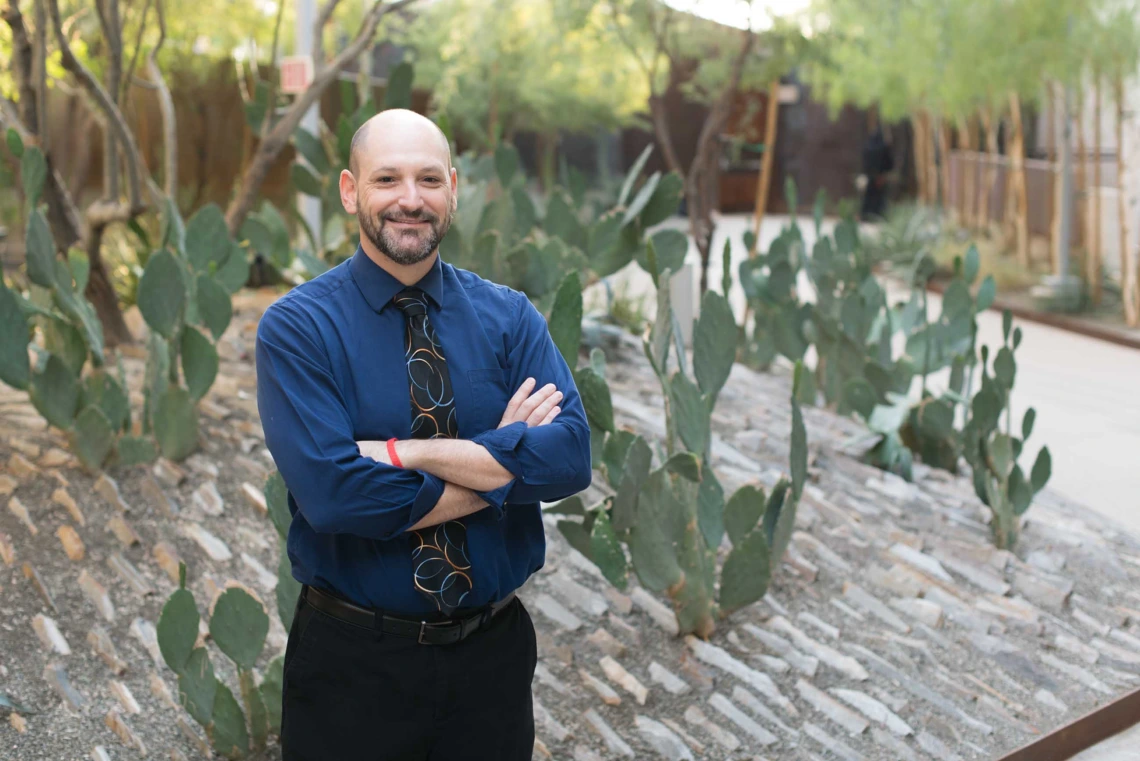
[{"xmin": 348, "ymin": 246, "xmax": 445, "ymax": 313}]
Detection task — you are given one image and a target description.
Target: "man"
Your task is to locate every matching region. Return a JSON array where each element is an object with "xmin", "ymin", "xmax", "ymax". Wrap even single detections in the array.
[{"xmin": 256, "ymin": 109, "xmax": 593, "ymax": 760}]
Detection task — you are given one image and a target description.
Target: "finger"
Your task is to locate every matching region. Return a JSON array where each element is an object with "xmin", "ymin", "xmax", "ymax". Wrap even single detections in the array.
[
  {"xmin": 503, "ymin": 377, "xmax": 536, "ymax": 419},
  {"xmin": 538, "ymin": 406, "xmax": 561, "ymax": 426},
  {"xmin": 527, "ymin": 390, "xmax": 563, "ymax": 426},
  {"xmin": 516, "ymin": 383, "xmax": 557, "ymax": 421}
]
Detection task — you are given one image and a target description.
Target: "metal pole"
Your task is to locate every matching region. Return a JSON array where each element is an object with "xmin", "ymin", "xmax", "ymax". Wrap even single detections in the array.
[{"xmin": 295, "ymin": 0, "xmax": 322, "ymax": 252}]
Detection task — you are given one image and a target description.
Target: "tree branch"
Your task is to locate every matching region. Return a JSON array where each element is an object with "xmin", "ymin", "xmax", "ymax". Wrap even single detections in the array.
[
  {"xmin": 259, "ymin": 0, "xmax": 287, "ymax": 141},
  {"xmin": 224, "ymin": 0, "xmax": 420, "ymax": 236},
  {"xmin": 121, "ymin": 0, "xmax": 153, "ymax": 108},
  {"xmin": 2, "ymin": 0, "xmax": 40, "ymax": 135},
  {"xmin": 312, "ymin": 0, "xmax": 345, "ymax": 70},
  {"xmin": 147, "ymin": 0, "xmax": 176, "ymax": 197},
  {"xmin": 45, "ymin": 0, "xmax": 145, "ymax": 215},
  {"xmin": 33, "ymin": 0, "xmax": 48, "ymax": 152},
  {"xmin": 95, "ymin": 0, "xmax": 124, "ymax": 201}
]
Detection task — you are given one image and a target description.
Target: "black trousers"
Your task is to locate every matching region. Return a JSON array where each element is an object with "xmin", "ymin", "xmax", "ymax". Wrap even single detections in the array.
[{"xmin": 280, "ymin": 592, "xmax": 538, "ymax": 760}]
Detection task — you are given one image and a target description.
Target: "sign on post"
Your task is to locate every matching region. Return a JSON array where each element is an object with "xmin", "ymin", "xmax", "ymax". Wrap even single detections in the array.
[{"xmin": 280, "ymin": 55, "xmax": 314, "ymax": 95}]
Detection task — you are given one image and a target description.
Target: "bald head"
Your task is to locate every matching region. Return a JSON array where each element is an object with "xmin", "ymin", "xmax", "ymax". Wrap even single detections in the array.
[{"xmin": 348, "ymin": 109, "xmax": 452, "ymax": 177}]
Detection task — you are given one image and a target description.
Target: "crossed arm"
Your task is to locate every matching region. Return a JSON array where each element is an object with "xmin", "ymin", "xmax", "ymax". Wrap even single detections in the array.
[{"xmin": 357, "ymin": 379, "xmax": 564, "ymax": 531}]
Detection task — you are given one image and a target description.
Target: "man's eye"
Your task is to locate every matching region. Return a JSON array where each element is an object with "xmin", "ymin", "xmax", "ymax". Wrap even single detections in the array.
[{"xmin": 423, "ymin": 177, "xmax": 441, "ymax": 183}]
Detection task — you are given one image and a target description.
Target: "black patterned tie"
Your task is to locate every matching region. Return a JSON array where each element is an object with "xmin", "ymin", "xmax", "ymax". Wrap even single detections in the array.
[{"xmin": 393, "ymin": 287, "xmax": 472, "ymax": 614}]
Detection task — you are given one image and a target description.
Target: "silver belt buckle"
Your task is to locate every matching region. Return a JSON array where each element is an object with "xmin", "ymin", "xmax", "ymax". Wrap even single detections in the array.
[{"xmin": 418, "ymin": 621, "xmax": 429, "ymax": 644}]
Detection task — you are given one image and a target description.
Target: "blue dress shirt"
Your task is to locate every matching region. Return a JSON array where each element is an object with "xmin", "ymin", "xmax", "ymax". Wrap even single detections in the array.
[{"xmin": 256, "ymin": 247, "xmax": 593, "ymax": 615}]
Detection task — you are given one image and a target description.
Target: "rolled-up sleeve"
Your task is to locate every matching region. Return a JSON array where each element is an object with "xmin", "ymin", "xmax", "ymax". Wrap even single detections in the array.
[
  {"xmin": 470, "ymin": 293, "xmax": 593, "ymax": 505},
  {"xmin": 256, "ymin": 301, "xmax": 443, "ymax": 539}
]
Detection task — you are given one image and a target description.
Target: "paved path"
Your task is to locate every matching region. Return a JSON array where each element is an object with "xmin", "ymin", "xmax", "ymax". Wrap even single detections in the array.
[
  {"xmin": 597, "ymin": 212, "xmax": 1140, "ymax": 538},
  {"xmin": 1072, "ymin": 723, "xmax": 1140, "ymax": 761}
]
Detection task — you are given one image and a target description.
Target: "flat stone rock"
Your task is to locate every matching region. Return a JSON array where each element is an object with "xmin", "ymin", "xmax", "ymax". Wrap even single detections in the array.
[
  {"xmin": 8, "ymin": 496, "xmax": 37, "ymax": 536},
  {"xmin": 51, "ymin": 488, "xmax": 85, "ymax": 526},
  {"xmin": 106, "ymin": 516, "xmax": 141, "ymax": 548},
  {"xmin": 1091, "ymin": 637, "xmax": 1140, "ymax": 666},
  {"xmin": 802, "ymin": 721, "xmax": 865, "ymax": 761},
  {"xmin": 648, "ymin": 661, "xmax": 691, "ymax": 695},
  {"xmin": 39, "ymin": 447, "xmax": 71, "ymax": 468},
  {"xmin": 32, "ymin": 614, "xmax": 71, "ymax": 655},
  {"xmin": 682, "ymin": 706, "xmax": 741, "ymax": 751},
  {"xmin": 0, "ymin": 531, "xmax": 14, "ymax": 565},
  {"xmin": 578, "ymin": 668, "xmax": 621, "ymax": 705},
  {"xmin": 0, "ymin": 473, "xmax": 17, "ymax": 496},
  {"xmin": 661, "ymin": 718, "xmax": 705, "ymax": 755},
  {"xmin": 740, "ymin": 623, "xmax": 819, "ymax": 676},
  {"xmin": 1055, "ymin": 634, "xmax": 1100, "ymax": 664},
  {"xmin": 866, "ymin": 564, "xmax": 926, "ymax": 597},
  {"xmin": 129, "ymin": 619, "xmax": 163, "ymax": 668},
  {"xmin": 1027, "ymin": 550, "xmax": 1066, "ymax": 574},
  {"xmin": 152, "ymin": 458, "xmax": 186, "ymax": 487},
  {"xmin": 635, "ymin": 715, "xmax": 694, "ymax": 761},
  {"xmin": 752, "ymin": 653, "xmax": 791, "ymax": 675},
  {"xmin": 1040, "ymin": 652, "xmax": 1113, "ymax": 695},
  {"xmin": 872, "ymin": 727, "xmax": 919, "ymax": 761},
  {"xmin": 57, "ymin": 525, "xmax": 85, "ymax": 561},
  {"xmin": 793, "ymin": 531, "xmax": 853, "ymax": 572},
  {"xmin": 630, "ymin": 588, "xmax": 679, "ymax": 635},
  {"xmin": 932, "ymin": 549, "xmax": 1011, "ymax": 595},
  {"xmin": 599, "ymin": 655, "xmax": 648, "ymax": 705},
  {"xmin": 798, "ymin": 611, "xmax": 840, "ymax": 639},
  {"xmin": 95, "ymin": 474, "xmax": 131, "ymax": 512},
  {"xmin": 708, "ymin": 693, "xmax": 777, "ymax": 746},
  {"xmin": 185, "ymin": 454, "xmax": 220, "ymax": 478},
  {"xmin": 139, "ymin": 474, "xmax": 178, "ymax": 518},
  {"xmin": 533, "ymin": 663, "xmax": 571, "ymax": 695},
  {"xmin": 831, "ymin": 688, "xmax": 913, "ymax": 736},
  {"xmin": 44, "ymin": 663, "xmax": 85, "ymax": 712},
  {"xmin": 107, "ymin": 553, "xmax": 153, "ymax": 596},
  {"xmin": 177, "ymin": 717, "xmax": 212, "ymax": 758},
  {"xmin": 79, "ymin": 570, "xmax": 115, "ymax": 622},
  {"xmin": 796, "ymin": 679, "xmax": 869, "ymax": 736},
  {"xmin": 843, "ymin": 583, "xmax": 911, "ymax": 633},
  {"xmin": 603, "ymin": 586, "xmax": 633, "ymax": 615},
  {"xmin": 109, "ymin": 680, "xmax": 141, "ymax": 714},
  {"xmin": 153, "ymin": 542, "xmax": 183, "ymax": 582},
  {"xmin": 1013, "ymin": 571, "xmax": 1073, "ymax": 611},
  {"xmin": 582, "ymin": 708, "xmax": 634, "ymax": 757},
  {"xmin": 768, "ymin": 617, "xmax": 868, "ymax": 680},
  {"xmin": 180, "ymin": 523, "xmax": 232, "ymax": 562},
  {"xmin": 889, "ymin": 544, "xmax": 953, "ymax": 582},
  {"xmin": 240, "ymin": 552, "xmax": 277, "ymax": 591},
  {"xmin": 240, "ymin": 482, "xmax": 267, "ymax": 515},
  {"xmin": 533, "ymin": 700, "xmax": 571, "ymax": 742},
  {"xmin": 1073, "ymin": 607, "xmax": 1113, "ymax": 636},
  {"xmin": 23, "ymin": 562, "xmax": 57, "ymax": 611},
  {"xmin": 685, "ymin": 636, "xmax": 797, "ymax": 716},
  {"xmin": 548, "ymin": 571, "xmax": 608, "ymax": 617},
  {"xmin": 534, "ymin": 593, "xmax": 583, "ymax": 631},
  {"xmin": 88, "ymin": 627, "xmax": 127, "ymax": 674},
  {"xmin": 1034, "ymin": 688, "xmax": 1068, "ymax": 714},
  {"xmin": 191, "ymin": 481, "xmax": 225, "ymax": 516},
  {"xmin": 7, "ymin": 452, "xmax": 39, "ymax": 480},
  {"xmin": 890, "ymin": 597, "xmax": 943, "ymax": 628},
  {"xmin": 105, "ymin": 709, "xmax": 146, "ymax": 754},
  {"xmin": 730, "ymin": 685, "xmax": 798, "ymax": 738},
  {"xmin": 917, "ymin": 731, "xmax": 962, "ymax": 761},
  {"xmin": 91, "ymin": 746, "xmax": 111, "ymax": 761}
]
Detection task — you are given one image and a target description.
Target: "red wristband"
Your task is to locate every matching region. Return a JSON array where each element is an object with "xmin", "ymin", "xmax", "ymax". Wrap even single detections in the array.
[{"xmin": 387, "ymin": 438, "xmax": 403, "ymax": 468}]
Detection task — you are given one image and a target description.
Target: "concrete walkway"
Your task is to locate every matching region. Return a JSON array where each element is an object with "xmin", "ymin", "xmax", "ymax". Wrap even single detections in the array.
[
  {"xmin": 1071, "ymin": 723, "xmax": 1140, "ymax": 761},
  {"xmin": 594, "ymin": 212, "xmax": 1140, "ymax": 538}
]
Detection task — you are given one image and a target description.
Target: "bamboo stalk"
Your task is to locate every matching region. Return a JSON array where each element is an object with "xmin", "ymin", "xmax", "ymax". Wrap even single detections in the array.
[
  {"xmin": 913, "ymin": 113, "xmax": 928, "ymax": 204},
  {"xmin": 749, "ymin": 79, "xmax": 780, "ymax": 258},
  {"xmin": 1009, "ymin": 92, "xmax": 1030, "ymax": 266},
  {"xmin": 1092, "ymin": 78, "xmax": 1103, "ymax": 304},
  {"xmin": 980, "ymin": 105, "xmax": 998, "ymax": 229},
  {"xmin": 1075, "ymin": 81, "xmax": 1089, "ymax": 291},
  {"xmin": 1113, "ymin": 74, "xmax": 1139, "ymax": 326},
  {"xmin": 937, "ymin": 118, "xmax": 951, "ymax": 212}
]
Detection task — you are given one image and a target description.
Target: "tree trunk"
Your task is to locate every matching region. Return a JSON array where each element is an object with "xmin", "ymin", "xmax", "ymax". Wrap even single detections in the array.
[
  {"xmin": 957, "ymin": 117, "xmax": 975, "ymax": 228},
  {"xmin": 1050, "ymin": 83, "xmax": 1064, "ymax": 275},
  {"xmin": 1075, "ymin": 81, "xmax": 1090, "ymax": 292},
  {"xmin": 913, "ymin": 113, "xmax": 929, "ymax": 204},
  {"xmin": 1009, "ymin": 93, "xmax": 1030, "ymax": 267},
  {"xmin": 936, "ymin": 118, "xmax": 951, "ymax": 212},
  {"xmin": 84, "ymin": 226, "xmax": 134, "ymax": 346},
  {"xmin": 749, "ymin": 79, "xmax": 780, "ymax": 258},
  {"xmin": 979, "ymin": 106, "xmax": 998, "ymax": 229},
  {"xmin": 539, "ymin": 131, "xmax": 559, "ymax": 192},
  {"xmin": 1116, "ymin": 75, "xmax": 1140, "ymax": 327},
  {"xmin": 1091, "ymin": 78, "xmax": 1103, "ymax": 304}
]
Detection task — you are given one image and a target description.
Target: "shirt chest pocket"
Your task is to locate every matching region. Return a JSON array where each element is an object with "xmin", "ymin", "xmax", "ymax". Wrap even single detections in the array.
[{"xmin": 466, "ymin": 368, "xmax": 511, "ymax": 432}]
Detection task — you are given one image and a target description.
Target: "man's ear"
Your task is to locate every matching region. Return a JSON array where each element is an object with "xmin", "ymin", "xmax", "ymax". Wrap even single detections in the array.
[
  {"xmin": 340, "ymin": 169, "xmax": 358, "ymax": 214},
  {"xmin": 450, "ymin": 167, "xmax": 458, "ymax": 213}
]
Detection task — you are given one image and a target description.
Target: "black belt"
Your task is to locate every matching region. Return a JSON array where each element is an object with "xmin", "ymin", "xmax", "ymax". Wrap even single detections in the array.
[{"xmin": 301, "ymin": 585, "xmax": 516, "ymax": 645}]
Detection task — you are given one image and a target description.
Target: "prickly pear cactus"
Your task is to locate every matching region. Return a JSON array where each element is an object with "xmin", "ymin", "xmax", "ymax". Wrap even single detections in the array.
[
  {"xmin": 961, "ymin": 312, "xmax": 1051, "ymax": 549},
  {"xmin": 157, "ymin": 563, "xmax": 284, "ymax": 758},
  {"xmin": 549, "ymin": 259, "xmax": 809, "ymax": 637}
]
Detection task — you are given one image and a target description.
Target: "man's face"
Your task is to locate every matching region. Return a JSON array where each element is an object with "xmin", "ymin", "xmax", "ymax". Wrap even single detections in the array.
[{"xmin": 342, "ymin": 124, "xmax": 457, "ymax": 266}]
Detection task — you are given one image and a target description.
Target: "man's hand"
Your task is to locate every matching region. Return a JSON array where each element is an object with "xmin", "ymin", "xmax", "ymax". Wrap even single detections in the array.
[{"xmin": 499, "ymin": 377, "xmax": 562, "ymax": 429}]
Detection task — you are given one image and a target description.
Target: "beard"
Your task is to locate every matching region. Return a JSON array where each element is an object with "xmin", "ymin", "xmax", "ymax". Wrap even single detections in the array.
[{"xmin": 358, "ymin": 201, "xmax": 453, "ymax": 266}]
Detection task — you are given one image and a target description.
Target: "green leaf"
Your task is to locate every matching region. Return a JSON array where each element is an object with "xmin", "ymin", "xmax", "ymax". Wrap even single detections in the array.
[
  {"xmin": 994, "ymin": 346, "xmax": 1016, "ymax": 389},
  {"xmin": 612, "ymin": 436, "xmax": 651, "ymax": 532},
  {"xmin": 843, "ymin": 377, "xmax": 876, "ymax": 420},
  {"xmin": 636, "ymin": 172, "xmax": 684, "ymax": 228},
  {"xmin": 290, "ymin": 163, "xmax": 324, "ymax": 197},
  {"xmin": 214, "ymin": 243, "xmax": 250, "ymax": 294},
  {"xmin": 68, "ymin": 250, "xmax": 90, "ymax": 294},
  {"xmin": 178, "ymin": 648, "xmax": 216, "ymax": 726},
  {"xmin": 71, "ymin": 405, "xmax": 114, "ymax": 471},
  {"xmin": 6, "ymin": 127, "xmax": 24, "ymax": 158},
  {"xmin": 158, "ymin": 588, "xmax": 201, "ymax": 674},
  {"xmin": 153, "ymin": 386, "xmax": 199, "ymax": 461},
  {"xmin": 240, "ymin": 669, "xmax": 269, "ymax": 750},
  {"xmin": 602, "ymin": 429, "xmax": 635, "ymax": 489},
  {"xmin": 622, "ymin": 172, "xmax": 661, "ymax": 227},
  {"xmin": 719, "ymin": 528, "xmax": 772, "ymax": 613},
  {"xmin": 763, "ymin": 479, "xmax": 794, "ymax": 568},
  {"xmin": 617, "ymin": 145, "xmax": 653, "ymax": 207},
  {"xmin": 629, "ymin": 515, "xmax": 682, "ymax": 593},
  {"xmin": 589, "ymin": 510, "xmax": 627, "ymax": 590},
  {"xmin": 30, "ymin": 353, "xmax": 79, "ymax": 429},
  {"xmin": 276, "ymin": 540, "xmax": 301, "ymax": 631},
  {"xmin": 637, "ymin": 228, "xmax": 687, "ymax": 277},
  {"xmin": 25, "ymin": 210, "xmax": 57, "ymax": 290},
  {"xmin": 197, "ymin": 274, "xmax": 232, "ymax": 340},
  {"xmin": 575, "ymin": 366, "xmax": 613, "ymax": 433},
  {"xmin": 383, "ymin": 61, "xmax": 414, "ymax": 110},
  {"xmin": 210, "ymin": 587, "xmax": 269, "ymax": 671},
  {"xmin": 669, "ymin": 371, "xmax": 709, "ymax": 455},
  {"xmin": 21, "ymin": 146, "xmax": 47, "ymax": 206},
  {"xmin": 990, "ymin": 434, "xmax": 1014, "ymax": 478},
  {"xmin": 1022, "ymin": 408, "xmax": 1036, "ymax": 441},
  {"xmin": 544, "ymin": 191, "xmax": 586, "ymax": 250},
  {"xmin": 185, "ymin": 204, "xmax": 231, "ymax": 274},
  {"xmin": 208, "ymin": 681, "xmax": 250, "ymax": 759},
  {"xmin": 724, "ymin": 484, "xmax": 766, "ymax": 546},
  {"xmin": 544, "ymin": 496, "xmax": 585, "ymax": 516},
  {"xmin": 790, "ymin": 393, "xmax": 807, "ymax": 502},
  {"xmin": 494, "ymin": 143, "xmax": 520, "ymax": 187},
  {"xmin": 697, "ymin": 467, "xmax": 725, "ymax": 550},
  {"xmin": 963, "ymin": 244, "xmax": 980, "ymax": 284},
  {"xmin": 549, "ymin": 273, "xmax": 582, "ymax": 368},
  {"xmin": 1030, "ymin": 446, "xmax": 1051, "ymax": 493},
  {"xmin": 137, "ymin": 250, "xmax": 186, "ymax": 338},
  {"xmin": 0, "ymin": 284, "xmax": 30, "ymax": 390},
  {"xmin": 1009, "ymin": 465, "xmax": 1033, "ymax": 515},
  {"xmin": 292, "ymin": 128, "xmax": 330, "ymax": 175},
  {"xmin": 161, "ymin": 197, "xmax": 187, "ymax": 253},
  {"xmin": 264, "ymin": 471, "xmax": 291, "ymax": 540},
  {"xmin": 665, "ymin": 452, "xmax": 701, "ymax": 481},
  {"xmin": 259, "ymin": 656, "xmax": 285, "ymax": 736},
  {"xmin": 181, "ymin": 326, "xmax": 219, "ymax": 401},
  {"xmin": 116, "ymin": 435, "xmax": 157, "ymax": 467},
  {"xmin": 693, "ymin": 291, "xmax": 736, "ymax": 402}
]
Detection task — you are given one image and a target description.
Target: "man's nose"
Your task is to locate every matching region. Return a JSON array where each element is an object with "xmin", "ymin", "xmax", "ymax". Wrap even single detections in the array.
[{"xmin": 397, "ymin": 180, "xmax": 424, "ymax": 210}]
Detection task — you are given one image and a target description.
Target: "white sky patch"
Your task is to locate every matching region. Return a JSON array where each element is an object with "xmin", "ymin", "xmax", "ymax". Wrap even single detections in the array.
[{"xmin": 661, "ymin": 0, "xmax": 813, "ymax": 31}]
